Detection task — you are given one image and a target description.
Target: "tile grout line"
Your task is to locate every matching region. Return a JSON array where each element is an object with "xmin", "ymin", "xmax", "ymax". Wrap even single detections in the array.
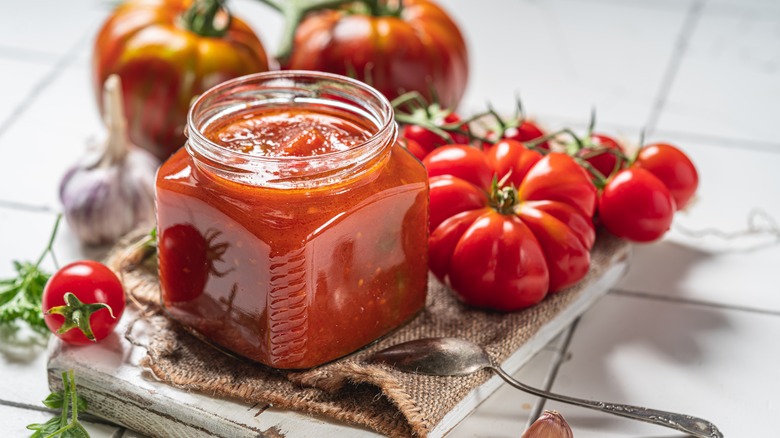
[
  {"xmin": 646, "ymin": 128, "xmax": 780, "ymax": 154},
  {"xmin": 0, "ymin": 398, "xmax": 58, "ymax": 414},
  {"xmin": 644, "ymin": 0, "xmax": 705, "ymax": 135},
  {"xmin": 0, "ymin": 199, "xmax": 55, "ymax": 213},
  {"xmin": 0, "ymin": 45, "xmax": 60, "ymax": 65},
  {"xmin": 609, "ymin": 287, "xmax": 780, "ymax": 318},
  {"xmin": 0, "ymin": 33, "xmax": 91, "ymax": 141},
  {"xmin": 524, "ymin": 317, "xmax": 581, "ymax": 430}
]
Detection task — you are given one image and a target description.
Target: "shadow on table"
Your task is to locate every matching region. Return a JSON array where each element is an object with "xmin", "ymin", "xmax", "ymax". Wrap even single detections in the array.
[
  {"xmin": 0, "ymin": 324, "xmax": 48, "ymax": 363},
  {"xmin": 543, "ymin": 241, "xmax": 734, "ymax": 435}
]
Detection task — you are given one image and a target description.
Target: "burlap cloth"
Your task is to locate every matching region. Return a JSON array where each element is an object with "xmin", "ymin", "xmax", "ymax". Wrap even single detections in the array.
[{"xmin": 107, "ymin": 232, "xmax": 628, "ymax": 437}]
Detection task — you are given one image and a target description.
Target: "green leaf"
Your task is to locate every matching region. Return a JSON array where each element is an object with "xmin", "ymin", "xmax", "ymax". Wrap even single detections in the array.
[
  {"xmin": 74, "ymin": 394, "xmax": 88, "ymax": 413},
  {"xmin": 27, "ymin": 417, "xmax": 61, "ymax": 437},
  {"xmin": 0, "ymin": 260, "xmax": 51, "ymax": 334},
  {"xmin": 1, "ymin": 215, "xmax": 60, "ymax": 335},
  {"xmin": 60, "ymin": 423, "xmax": 91, "ymax": 438},
  {"xmin": 46, "ymin": 293, "xmax": 115, "ymax": 341},
  {"xmin": 42, "ymin": 391, "xmax": 65, "ymax": 409}
]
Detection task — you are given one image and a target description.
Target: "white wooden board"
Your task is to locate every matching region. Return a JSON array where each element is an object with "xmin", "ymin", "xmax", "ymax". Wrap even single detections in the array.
[{"xmin": 47, "ymin": 257, "xmax": 629, "ymax": 438}]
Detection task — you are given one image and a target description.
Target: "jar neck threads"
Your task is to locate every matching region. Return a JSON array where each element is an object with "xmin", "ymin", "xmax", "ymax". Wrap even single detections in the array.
[{"xmin": 186, "ymin": 71, "xmax": 397, "ymax": 189}]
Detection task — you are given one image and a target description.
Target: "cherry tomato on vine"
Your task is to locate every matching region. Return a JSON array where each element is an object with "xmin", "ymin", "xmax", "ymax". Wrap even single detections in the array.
[
  {"xmin": 42, "ymin": 261, "xmax": 125, "ymax": 345},
  {"xmin": 483, "ymin": 119, "xmax": 549, "ymax": 152},
  {"xmin": 401, "ymin": 137, "xmax": 428, "ymax": 161},
  {"xmin": 579, "ymin": 133, "xmax": 624, "ymax": 179},
  {"xmin": 424, "ymin": 143, "xmax": 597, "ymax": 311},
  {"xmin": 634, "ymin": 142, "xmax": 698, "ymax": 210},
  {"xmin": 503, "ymin": 120, "xmax": 550, "ymax": 150},
  {"xmin": 400, "ymin": 112, "xmax": 470, "ymax": 159},
  {"xmin": 598, "ymin": 168, "xmax": 675, "ymax": 242}
]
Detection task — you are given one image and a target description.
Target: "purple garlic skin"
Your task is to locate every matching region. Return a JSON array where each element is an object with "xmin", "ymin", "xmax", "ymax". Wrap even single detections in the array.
[
  {"xmin": 521, "ymin": 411, "xmax": 574, "ymax": 438},
  {"xmin": 59, "ymin": 146, "xmax": 158, "ymax": 246}
]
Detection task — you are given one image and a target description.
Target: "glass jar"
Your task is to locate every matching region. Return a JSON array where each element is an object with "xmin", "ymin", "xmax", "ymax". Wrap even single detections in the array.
[{"xmin": 155, "ymin": 71, "xmax": 429, "ymax": 369}]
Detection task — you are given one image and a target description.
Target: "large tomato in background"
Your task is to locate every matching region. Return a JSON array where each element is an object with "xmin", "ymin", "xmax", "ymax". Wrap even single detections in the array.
[
  {"xmin": 93, "ymin": 0, "xmax": 270, "ymax": 160},
  {"xmin": 276, "ymin": 0, "xmax": 469, "ymax": 109},
  {"xmin": 424, "ymin": 140, "xmax": 597, "ymax": 311}
]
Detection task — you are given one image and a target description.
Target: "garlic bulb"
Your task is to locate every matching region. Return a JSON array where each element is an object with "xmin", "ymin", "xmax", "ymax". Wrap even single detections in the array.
[
  {"xmin": 60, "ymin": 75, "xmax": 159, "ymax": 246},
  {"xmin": 521, "ymin": 410, "xmax": 574, "ymax": 438}
]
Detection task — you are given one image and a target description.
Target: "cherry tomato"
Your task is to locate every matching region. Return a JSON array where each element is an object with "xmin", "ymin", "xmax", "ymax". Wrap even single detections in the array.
[
  {"xmin": 401, "ymin": 112, "xmax": 470, "ymax": 159},
  {"xmin": 503, "ymin": 120, "xmax": 549, "ymax": 150},
  {"xmin": 425, "ymin": 143, "xmax": 597, "ymax": 311},
  {"xmin": 402, "ymin": 137, "xmax": 428, "ymax": 162},
  {"xmin": 283, "ymin": 0, "xmax": 468, "ymax": 108},
  {"xmin": 635, "ymin": 143, "xmax": 699, "ymax": 210},
  {"xmin": 599, "ymin": 168, "xmax": 675, "ymax": 242},
  {"xmin": 579, "ymin": 134, "xmax": 624, "ymax": 179},
  {"xmin": 42, "ymin": 261, "xmax": 125, "ymax": 345}
]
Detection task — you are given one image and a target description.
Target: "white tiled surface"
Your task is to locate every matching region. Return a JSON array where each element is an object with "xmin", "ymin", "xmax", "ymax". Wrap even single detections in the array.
[
  {"xmin": 545, "ymin": 294, "xmax": 778, "ymax": 437},
  {"xmin": 653, "ymin": 1, "xmax": 780, "ymax": 146},
  {"xmin": 1, "ymin": 0, "xmax": 778, "ymax": 436}
]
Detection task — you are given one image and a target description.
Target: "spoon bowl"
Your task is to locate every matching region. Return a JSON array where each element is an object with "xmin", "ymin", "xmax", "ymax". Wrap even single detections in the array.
[{"xmin": 369, "ymin": 337, "xmax": 723, "ymax": 438}]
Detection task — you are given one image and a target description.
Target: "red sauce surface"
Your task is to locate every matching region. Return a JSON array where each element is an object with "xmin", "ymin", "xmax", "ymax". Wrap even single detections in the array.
[
  {"xmin": 156, "ymin": 106, "xmax": 428, "ymax": 369},
  {"xmin": 210, "ymin": 108, "xmax": 371, "ymax": 157}
]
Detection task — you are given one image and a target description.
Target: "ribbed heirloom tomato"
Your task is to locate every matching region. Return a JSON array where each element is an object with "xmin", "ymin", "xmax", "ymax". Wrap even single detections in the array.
[
  {"xmin": 276, "ymin": 0, "xmax": 469, "ymax": 108},
  {"xmin": 424, "ymin": 140, "xmax": 597, "ymax": 311},
  {"xmin": 93, "ymin": 0, "xmax": 270, "ymax": 160}
]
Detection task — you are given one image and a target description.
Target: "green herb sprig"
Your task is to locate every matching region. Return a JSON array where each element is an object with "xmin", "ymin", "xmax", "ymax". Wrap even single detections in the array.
[
  {"xmin": 27, "ymin": 369, "xmax": 90, "ymax": 438},
  {"xmin": 0, "ymin": 215, "xmax": 61, "ymax": 334}
]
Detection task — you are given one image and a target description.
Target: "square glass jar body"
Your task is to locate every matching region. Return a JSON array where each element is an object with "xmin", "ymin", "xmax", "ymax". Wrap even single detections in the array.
[{"xmin": 155, "ymin": 72, "xmax": 429, "ymax": 369}]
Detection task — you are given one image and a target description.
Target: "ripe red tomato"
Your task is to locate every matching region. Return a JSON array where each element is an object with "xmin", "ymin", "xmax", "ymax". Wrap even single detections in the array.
[
  {"xmin": 283, "ymin": 0, "xmax": 468, "ymax": 108},
  {"xmin": 431, "ymin": 208, "xmax": 550, "ymax": 310},
  {"xmin": 599, "ymin": 168, "xmax": 675, "ymax": 242},
  {"xmin": 424, "ymin": 143, "xmax": 597, "ymax": 311},
  {"xmin": 634, "ymin": 143, "xmax": 698, "ymax": 210},
  {"xmin": 503, "ymin": 120, "xmax": 549, "ymax": 150},
  {"xmin": 159, "ymin": 223, "xmax": 230, "ymax": 305},
  {"xmin": 580, "ymin": 133, "xmax": 624, "ymax": 179},
  {"xmin": 483, "ymin": 120, "xmax": 549, "ymax": 152},
  {"xmin": 93, "ymin": 0, "xmax": 270, "ymax": 160},
  {"xmin": 401, "ymin": 137, "xmax": 428, "ymax": 161},
  {"xmin": 42, "ymin": 261, "xmax": 125, "ymax": 345},
  {"xmin": 401, "ymin": 112, "xmax": 470, "ymax": 160}
]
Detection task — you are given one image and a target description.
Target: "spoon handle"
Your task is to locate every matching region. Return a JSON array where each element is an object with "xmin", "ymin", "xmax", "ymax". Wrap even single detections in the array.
[{"xmin": 491, "ymin": 366, "xmax": 723, "ymax": 438}]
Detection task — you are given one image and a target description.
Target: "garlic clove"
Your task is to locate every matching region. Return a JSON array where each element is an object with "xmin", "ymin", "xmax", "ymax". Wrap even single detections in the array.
[{"xmin": 521, "ymin": 410, "xmax": 574, "ymax": 438}]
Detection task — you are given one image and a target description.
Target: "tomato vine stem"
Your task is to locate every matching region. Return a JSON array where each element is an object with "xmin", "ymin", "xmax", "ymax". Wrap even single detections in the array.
[
  {"xmin": 181, "ymin": 0, "xmax": 232, "ymax": 38},
  {"xmin": 257, "ymin": 0, "xmax": 390, "ymax": 63}
]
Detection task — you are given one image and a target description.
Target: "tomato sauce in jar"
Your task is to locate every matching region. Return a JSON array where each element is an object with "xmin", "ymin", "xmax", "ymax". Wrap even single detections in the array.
[{"xmin": 155, "ymin": 72, "xmax": 429, "ymax": 369}]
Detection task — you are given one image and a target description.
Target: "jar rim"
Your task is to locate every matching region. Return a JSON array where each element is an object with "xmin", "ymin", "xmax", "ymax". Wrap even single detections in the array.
[{"xmin": 186, "ymin": 70, "xmax": 396, "ymax": 165}]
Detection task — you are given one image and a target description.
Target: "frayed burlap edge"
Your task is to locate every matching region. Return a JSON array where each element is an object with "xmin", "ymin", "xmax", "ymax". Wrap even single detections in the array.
[{"xmin": 107, "ymin": 230, "xmax": 629, "ymax": 437}]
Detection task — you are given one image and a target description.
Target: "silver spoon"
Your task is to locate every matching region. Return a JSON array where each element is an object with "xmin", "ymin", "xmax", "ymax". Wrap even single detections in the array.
[{"xmin": 368, "ymin": 337, "xmax": 723, "ymax": 438}]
